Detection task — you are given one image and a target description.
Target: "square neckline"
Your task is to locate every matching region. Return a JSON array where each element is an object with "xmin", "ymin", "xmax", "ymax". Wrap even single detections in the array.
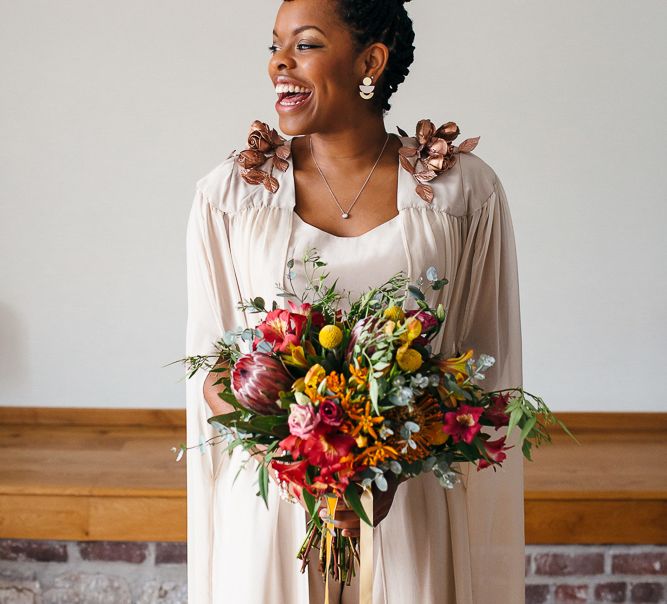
[{"xmin": 284, "ymin": 133, "xmax": 412, "ymax": 240}]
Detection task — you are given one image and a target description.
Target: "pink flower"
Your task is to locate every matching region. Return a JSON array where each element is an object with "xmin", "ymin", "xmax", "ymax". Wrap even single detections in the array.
[
  {"xmin": 230, "ymin": 352, "xmax": 292, "ymax": 415},
  {"xmin": 476, "ymin": 436, "xmax": 513, "ymax": 471},
  {"xmin": 442, "ymin": 404, "xmax": 484, "ymax": 444},
  {"xmin": 319, "ymin": 399, "xmax": 344, "ymax": 428},
  {"xmin": 288, "ymin": 403, "xmax": 320, "ymax": 438}
]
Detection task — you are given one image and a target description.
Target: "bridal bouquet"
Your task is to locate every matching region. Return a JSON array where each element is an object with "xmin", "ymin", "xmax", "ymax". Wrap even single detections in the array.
[{"xmin": 175, "ymin": 249, "xmax": 574, "ymax": 588}]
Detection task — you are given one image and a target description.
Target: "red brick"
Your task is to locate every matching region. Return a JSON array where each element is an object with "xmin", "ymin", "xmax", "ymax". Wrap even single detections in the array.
[
  {"xmin": 555, "ymin": 584, "xmax": 588, "ymax": 603},
  {"xmin": 612, "ymin": 552, "xmax": 666, "ymax": 575},
  {"xmin": 155, "ymin": 542, "xmax": 187, "ymax": 565},
  {"xmin": 0, "ymin": 539, "xmax": 67, "ymax": 562},
  {"xmin": 526, "ymin": 584, "xmax": 549, "ymax": 604},
  {"xmin": 594, "ymin": 582, "xmax": 626, "ymax": 602},
  {"xmin": 630, "ymin": 583, "xmax": 665, "ymax": 603},
  {"xmin": 77, "ymin": 542, "xmax": 147, "ymax": 564},
  {"xmin": 534, "ymin": 552, "xmax": 604, "ymax": 576}
]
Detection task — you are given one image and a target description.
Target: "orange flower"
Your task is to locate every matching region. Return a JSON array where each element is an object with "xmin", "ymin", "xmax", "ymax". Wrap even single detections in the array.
[
  {"xmin": 346, "ymin": 399, "xmax": 385, "ymax": 440},
  {"xmin": 438, "ymin": 349, "xmax": 473, "ymax": 381},
  {"xmin": 354, "ymin": 442, "xmax": 400, "ymax": 466},
  {"xmin": 348, "ymin": 361, "xmax": 369, "ymax": 389}
]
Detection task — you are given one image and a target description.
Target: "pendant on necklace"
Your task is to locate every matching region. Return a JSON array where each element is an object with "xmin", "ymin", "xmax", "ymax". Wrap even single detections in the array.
[{"xmin": 341, "ymin": 213, "xmax": 350, "ymax": 219}]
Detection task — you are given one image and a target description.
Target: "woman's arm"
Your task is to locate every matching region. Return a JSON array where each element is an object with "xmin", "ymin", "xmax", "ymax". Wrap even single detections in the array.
[{"xmin": 203, "ymin": 355, "xmax": 234, "ymax": 416}]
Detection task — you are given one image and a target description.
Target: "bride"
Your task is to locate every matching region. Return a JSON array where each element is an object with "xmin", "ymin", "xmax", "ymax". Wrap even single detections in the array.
[{"xmin": 185, "ymin": 0, "xmax": 525, "ymax": 602}]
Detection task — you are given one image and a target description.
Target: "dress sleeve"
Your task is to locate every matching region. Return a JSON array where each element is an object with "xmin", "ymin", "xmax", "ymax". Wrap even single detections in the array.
[
  {"xmin": 455, "ymin": 175, "xmax": 527, "ymax": 600},
  {"xmin": 185, "ymin": 186, "xmax": 246, "ymax": 601}
]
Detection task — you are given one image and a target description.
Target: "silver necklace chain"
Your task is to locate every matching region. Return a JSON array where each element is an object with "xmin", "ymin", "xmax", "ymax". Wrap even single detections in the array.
[{"xmin": 308, "ymin": 133, "xmax": 390, "ymax": 219}]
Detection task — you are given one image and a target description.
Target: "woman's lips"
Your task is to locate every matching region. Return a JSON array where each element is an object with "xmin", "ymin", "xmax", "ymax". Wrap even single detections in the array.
[{"xmin": 275, "ymin": 91, "xmax": 313, "ymax": 113}]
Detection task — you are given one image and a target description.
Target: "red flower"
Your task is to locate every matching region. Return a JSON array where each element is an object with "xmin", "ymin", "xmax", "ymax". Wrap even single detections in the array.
[
  {"xmin": 476, "ymin": 436, "xmax": 513, "ymax": 470},
  {"xmin": 270, "ymin": 458, "xmax": 308, "ymax": 489},
  {"xmin": 484, "ymin": 392, "xmax": 511, "ymax": 428},
  {"xmin": 253, "ymin": 308, "xmax": 307, "ymax": 353},
  {"xmin": 230, "ymin": 352, "xmax": 292, "ymax": 415},
  {"xmin": 302, "ymin": 425, "xmax": 356, "ymax": 467},
  {"xmin": 288, "ymin": 300, "xmax": 325, "ymax": 329},
  {"xmin": 442, "ymin": 404, "xmax": 484, "ymax": 444},
  {"xmin": 311, "ymin": 454, "xmax": 357, "ymax": 496},
  {"xmin": 319, "ymin": 399, "xmax": 344, "ymax": 428}
]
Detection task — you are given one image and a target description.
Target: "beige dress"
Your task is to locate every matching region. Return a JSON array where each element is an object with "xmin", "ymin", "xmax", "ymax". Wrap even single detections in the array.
[{"xmin": 185, "ymin": 128, "xmax": 525, "ymax": 604}]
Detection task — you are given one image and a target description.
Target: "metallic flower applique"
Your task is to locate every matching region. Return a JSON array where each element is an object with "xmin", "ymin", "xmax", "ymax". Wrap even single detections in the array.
[
  {"xmin": 236, "ymin": 120, "xmax": 291, "ymax": 193},
  {"xmin": 397, "ymin": 119, "xmax": 480, "ymax": 203}
]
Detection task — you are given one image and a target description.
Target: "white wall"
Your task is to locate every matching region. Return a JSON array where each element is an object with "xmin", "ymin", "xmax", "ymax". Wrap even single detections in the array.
[{"xmin": 1, "ymin": 1, "xmax": 665, "ymax": 411}]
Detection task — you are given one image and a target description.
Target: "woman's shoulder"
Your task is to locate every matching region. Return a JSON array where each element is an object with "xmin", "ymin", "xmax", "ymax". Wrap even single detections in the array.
[
  {"xmin": 194, "ymin": 120, "xmax": 292, "ymax": 214},
  {"xmin": 397, "ymin": 118, "xmax": 500, "ymax": 217}
]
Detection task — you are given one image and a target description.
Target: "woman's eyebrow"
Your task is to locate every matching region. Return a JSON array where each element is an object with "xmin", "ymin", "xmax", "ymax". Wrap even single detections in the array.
[{"xmin": 272, "ymin": 25, "xmax": 327, "ymax": 37}]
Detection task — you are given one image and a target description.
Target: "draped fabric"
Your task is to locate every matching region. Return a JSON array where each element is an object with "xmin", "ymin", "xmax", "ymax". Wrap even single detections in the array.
[{"xmin": 185, "ymin": 132, "xmax": 525, "ymax": 603}]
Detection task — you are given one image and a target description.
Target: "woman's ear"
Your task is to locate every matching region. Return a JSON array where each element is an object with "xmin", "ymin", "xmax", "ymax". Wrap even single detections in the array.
[{"xmin": 361, "ymin": 42, "xmax": 390, "ymax": 81}]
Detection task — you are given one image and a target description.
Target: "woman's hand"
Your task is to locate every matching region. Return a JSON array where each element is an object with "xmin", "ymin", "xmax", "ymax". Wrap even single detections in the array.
[
  {"xmin": 203, "ymin": 356, "xmax": 234, "ymax": 416},
  {"xmin": 317, "ymin": 474, "xmax": 407, "ymax": 538}
]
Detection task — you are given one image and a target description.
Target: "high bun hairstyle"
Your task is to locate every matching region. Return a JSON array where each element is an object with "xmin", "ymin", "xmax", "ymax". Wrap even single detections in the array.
[{"xmin": 333, "ymin": 0, "xmax": 416, "ymax": 114}]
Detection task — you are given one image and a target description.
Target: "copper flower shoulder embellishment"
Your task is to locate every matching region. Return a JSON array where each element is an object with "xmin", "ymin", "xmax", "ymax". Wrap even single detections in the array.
[
  {"xmin": 397, "ymin": 119, "xmax": 480, "ymax": 203},
  {"xmin": 236, "ymin": 120, "xmax": 291, "ymax": 193}
]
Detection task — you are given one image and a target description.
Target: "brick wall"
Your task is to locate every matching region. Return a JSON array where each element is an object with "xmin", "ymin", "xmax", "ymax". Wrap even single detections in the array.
[
  {"xmin": 1, "ymin": 541, "xmax": 665, "ymax": 603},
  {"xmin": 526, "ymin": 546, "xmax": 666, "ymax": 603},
  {"xmin": 0, "ymin": 540, "xmax": 186, "ymax": 603}
]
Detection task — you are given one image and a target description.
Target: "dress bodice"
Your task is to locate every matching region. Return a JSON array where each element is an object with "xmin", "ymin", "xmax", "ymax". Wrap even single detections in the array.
[{"xmin": 286, "ymin": 211, "xmax": 409, "ymax": 311}]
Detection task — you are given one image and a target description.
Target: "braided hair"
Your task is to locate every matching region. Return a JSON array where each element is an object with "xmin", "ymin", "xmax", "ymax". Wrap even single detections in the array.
[{"xmin": 333, "ymin": 0, "xmax": 416, "ymax": 114}]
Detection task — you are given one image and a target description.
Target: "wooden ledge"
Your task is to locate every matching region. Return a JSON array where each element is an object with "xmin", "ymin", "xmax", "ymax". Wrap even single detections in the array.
[{"xmin": 1, "ymin": 408, "xmax": 665, "ymax": 543}]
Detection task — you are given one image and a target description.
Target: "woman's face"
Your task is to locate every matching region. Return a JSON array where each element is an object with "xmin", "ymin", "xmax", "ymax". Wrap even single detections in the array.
[{"xmin": 268, "ymin": 0, "xmax": 377, "ymax": 136}]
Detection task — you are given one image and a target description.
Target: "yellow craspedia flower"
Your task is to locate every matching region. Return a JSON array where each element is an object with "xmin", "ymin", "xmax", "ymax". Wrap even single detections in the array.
[
  {"xmin": 383, "ymin": 305, "xmax": 405, "ymax": 322},
  {"xmin": 319, "ymin": 324, "xmax": 343, "ymax": 350},
  {"xmin": 396, "ymin": 345, "xmax": 423, "ymax": 372}
]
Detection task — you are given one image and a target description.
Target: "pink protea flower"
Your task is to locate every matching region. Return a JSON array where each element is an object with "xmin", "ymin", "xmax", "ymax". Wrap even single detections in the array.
[
  {"xmin": 442, "ymin": 404, "xmax": 484, "ymax": 444},
  {"xmin": 344, "ymin": 316, "xmax": 380, "ymax": 362},
  {"xmin": 230, "ymin": 352, "xmax": 292, "ymax": 415}
]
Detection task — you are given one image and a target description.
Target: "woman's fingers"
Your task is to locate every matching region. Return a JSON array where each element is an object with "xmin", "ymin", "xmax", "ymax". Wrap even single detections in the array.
[{"xmin": 318, "ymin": 507, "xmax": 360, "ymax": 530}]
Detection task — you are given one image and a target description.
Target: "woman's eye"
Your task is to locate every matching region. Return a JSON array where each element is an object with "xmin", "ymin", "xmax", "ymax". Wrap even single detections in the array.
[{"xmin": 268, "ymin": 42, "xmax": 320, "ymax": 54}]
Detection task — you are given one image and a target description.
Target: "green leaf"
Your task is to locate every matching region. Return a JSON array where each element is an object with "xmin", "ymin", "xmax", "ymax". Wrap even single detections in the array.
[
  {"xmin": 302, "ymin": 489, "xmax": 320, "ymax": 529},
  {"xmin": 506, "ymin": 406, "xmax": 523, "ymax": 438},
  {"xmin": 344, "ymin": 483, "xmax": 372, "ymax": 527},
  {"xmin": 258, "ymin": 463, "xmax": 269, "ymax": 508},
  {"xmin": 369, "ymin": 377, "xmax": 379, "ymax": 408},
  {"xmin": 407, "ymin": 285, "xmax": 425, "ymax": 301},
  {"xmin": 519, "ymin": 416, "xmax": 537, "ymax": 444},
  {"xmin": 521, "ymin": 439, "xmax": 533, "ymax": 461}
]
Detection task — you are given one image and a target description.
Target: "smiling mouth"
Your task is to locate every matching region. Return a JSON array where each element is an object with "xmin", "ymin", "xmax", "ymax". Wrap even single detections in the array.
[{"xmin": 277, "ymin": 90, "xmax": 313, "ymax": 107}]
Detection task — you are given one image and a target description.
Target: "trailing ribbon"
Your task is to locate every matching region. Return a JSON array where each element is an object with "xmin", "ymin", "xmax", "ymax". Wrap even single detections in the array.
[
  {"xmin": 323, "ymin": 494, "xmax": 338, "ymax": 604},
  {"xmin": 359, "ymin": 486, "xmax": 374, "ymax": 604}
]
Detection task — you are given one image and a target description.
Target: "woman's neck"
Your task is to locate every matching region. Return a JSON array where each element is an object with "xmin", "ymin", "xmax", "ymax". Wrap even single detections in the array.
[{"xmin": 305, "ymin": 119, "xmax": 393, "ymax": 169}]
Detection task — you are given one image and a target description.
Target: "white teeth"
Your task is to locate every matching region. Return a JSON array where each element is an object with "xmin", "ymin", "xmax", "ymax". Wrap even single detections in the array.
[{"xmin": 274, "ymin": 83, "xmax": 312, "ymax": 94}]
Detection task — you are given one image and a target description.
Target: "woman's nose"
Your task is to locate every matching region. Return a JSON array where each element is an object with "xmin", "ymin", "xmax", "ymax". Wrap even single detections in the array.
[{"xmin": 269, "ymin": 48, "xmax": 296, "ymax": 72}]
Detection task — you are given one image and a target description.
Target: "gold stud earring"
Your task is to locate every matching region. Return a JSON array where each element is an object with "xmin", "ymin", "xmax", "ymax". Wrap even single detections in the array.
[{"xmin": 359, "ymin": 76, "xmax": 375, "ymax": 100}]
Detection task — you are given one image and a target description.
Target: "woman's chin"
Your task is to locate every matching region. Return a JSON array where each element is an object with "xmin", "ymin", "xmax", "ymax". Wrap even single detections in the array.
[{"xmin": 274, "ymin": 94, "xmax": 316, "ymax": 134}]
